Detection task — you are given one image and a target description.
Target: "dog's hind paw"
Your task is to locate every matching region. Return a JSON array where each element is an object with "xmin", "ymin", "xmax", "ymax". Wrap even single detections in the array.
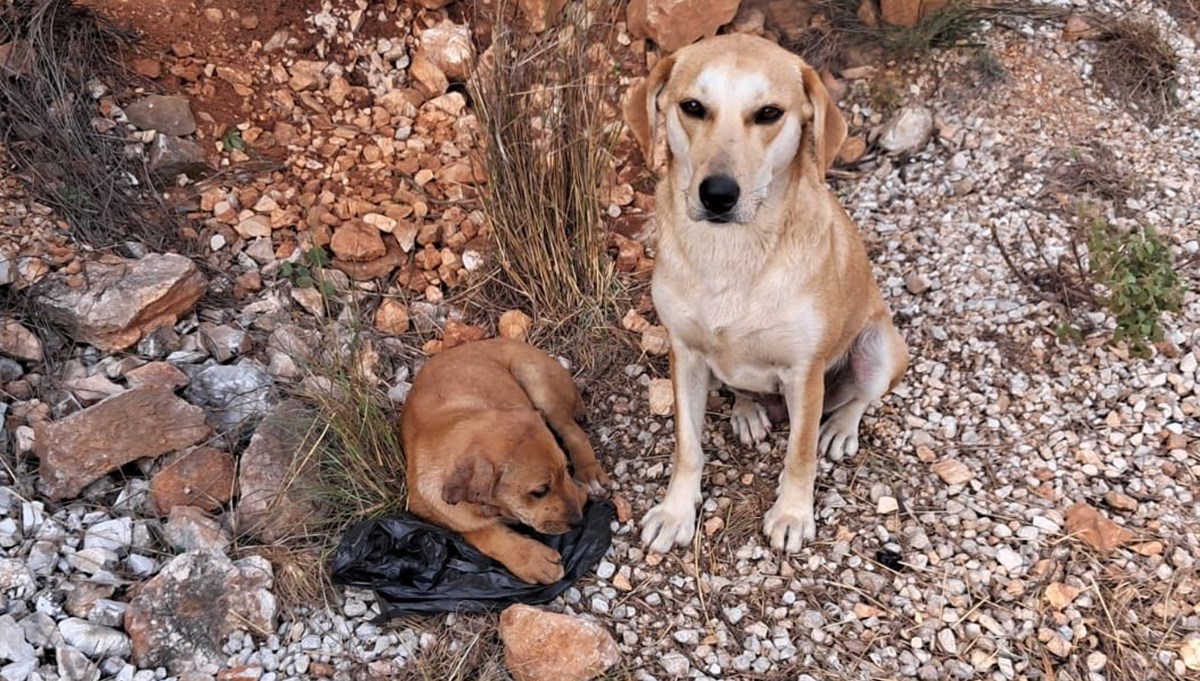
[
  {"xmin": 641, "ymin": 500, "xmax": 697, "ymax": 553},
  {"xmin": 763, "ymin": 501, "xmax": 816, "ymax": 553},
  {"xmin": 574, "ymin": 462, "xmax": 610, "ymax": 496},
  {"xmin": 730, "ymin": 396, "xmax": 771, "ymax": 446}
]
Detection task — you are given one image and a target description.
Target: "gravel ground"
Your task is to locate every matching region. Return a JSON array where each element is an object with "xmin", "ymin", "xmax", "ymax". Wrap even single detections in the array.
[{"xmin": 2, "ymin": 0, "xmax": 1199, "ymax": 680}]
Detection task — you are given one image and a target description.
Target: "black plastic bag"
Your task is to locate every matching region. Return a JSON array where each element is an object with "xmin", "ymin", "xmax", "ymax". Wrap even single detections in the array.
[{"xmin": 330, "ymin": 500, "xmax": 616, "ymax": 617}]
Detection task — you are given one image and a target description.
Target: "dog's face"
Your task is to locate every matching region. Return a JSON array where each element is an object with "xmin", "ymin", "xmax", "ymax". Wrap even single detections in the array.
[
  {"xmin": 624, "ymin": 34, "xmax": 847, "ymax": 225},
  {"xmin": 441, "ymin": 415, "xmax": 586, "ymax": 535}
]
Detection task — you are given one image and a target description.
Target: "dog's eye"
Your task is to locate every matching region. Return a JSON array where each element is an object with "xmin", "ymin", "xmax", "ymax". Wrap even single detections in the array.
[
  {"xmin": 530, "ymin": 485, "xmax": 550, "ymax": 499},
  {"xmin": 754, "ymin": 106, "xmax": 783, "ymax": 124},
  {"xmin": 680, "ymin": 99, "xmax": 706, "ymax": 119}
]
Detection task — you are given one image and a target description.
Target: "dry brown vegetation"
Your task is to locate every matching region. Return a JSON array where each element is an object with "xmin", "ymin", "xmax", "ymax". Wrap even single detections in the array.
[{"xmin": 472, "ymin": 2, "xmax": 625, "ymax": 359}]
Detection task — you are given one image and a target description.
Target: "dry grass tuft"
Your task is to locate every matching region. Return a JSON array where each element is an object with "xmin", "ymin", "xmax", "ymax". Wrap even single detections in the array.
[
  {"xmin": 0, "ymin": 0, "xmax": 192, "ymax": 255},
  {"xmin": 242, "ymin": 300, "xmax": 409, "ymax": 608},
  {"xmin": 471, "ymin": 1, "xmax": 624, "ymax": 364},
  {"xmin": 788, "ymin": 0, "xmax": 1066, "ymax": 70},
  {"xmin": 405, "ymin": 616, "xmax": 507, "ymax": 681},
  {"xmin": 1044, "ymin": 142, "xmax": 1134, "ymax": 206},
  {"xmin": 1037, "ymin": 556, "xmax": 1200, "ymax": 681},
  {"xmin": 1093, "ymin": 17, "xmax": 1180, "ymax": 124}
]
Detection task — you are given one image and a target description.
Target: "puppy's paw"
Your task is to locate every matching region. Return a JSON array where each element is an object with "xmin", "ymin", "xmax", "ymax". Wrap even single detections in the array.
[
  {"xmin": 641, "ymin": 499, "xmax": 697, "ymax": 554},
  {"xmin": 818, "ymin": 413, "xmax": 861, "ymax": 462},
  {"xmin": 730, "ymin": 397, "xmax": 771, "ymax": 446},
  {"xmin": 763, "ymin": 499, "xmax": 816, "ymax": 553},
  {"xmin": 507, "ymin": 542, "xmax": 565, "ymax": 585},
  {"xmin": 574, "ymin": 462, "xmax": 610, "ymax": 496}
]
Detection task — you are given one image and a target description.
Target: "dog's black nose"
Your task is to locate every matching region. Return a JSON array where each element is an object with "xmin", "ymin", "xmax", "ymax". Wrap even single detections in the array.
[
  {"xmin": 699, "ymin": 175, "xmax": 740, "ymax": 215},
  {"xmin": 568, "ymin": 507, "xmax": 584, "ymax": 527}
]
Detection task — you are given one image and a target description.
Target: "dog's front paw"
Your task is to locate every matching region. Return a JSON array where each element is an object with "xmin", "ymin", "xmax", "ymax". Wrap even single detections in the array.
[
  {"xmin": 574, "ymin": 462, "xmax": 610, "ymax": 496},
  {"xmin": 763, "ymin": 499, "xmax": 816, "ymax": 553},
  {"xmin": 730, "ymin": 397, "xmax": 771, "ymax": 446},
  {"xmin": 506, "ymin": 542, "xmax": 565, "ymax": 585},
  {"xmin": 641, "ymin": 499, "xmax": 697, "ymax": 553},
  {"xmin": 818, "ymin": 413, "xmax": 861, "ymax": 461}
]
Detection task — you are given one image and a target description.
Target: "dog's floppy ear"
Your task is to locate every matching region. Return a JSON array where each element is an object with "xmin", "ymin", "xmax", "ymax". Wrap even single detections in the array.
[
  {"xmin": 799, "ymin": 63, "xmax": 848, "ymax": 178},
  {"xmin": 623, "ymin": 54, "xmax": 677, "ymax": 169},
  {"xmin": 442, "ymin": 455, "xmax": 500, "ymax": 506}
]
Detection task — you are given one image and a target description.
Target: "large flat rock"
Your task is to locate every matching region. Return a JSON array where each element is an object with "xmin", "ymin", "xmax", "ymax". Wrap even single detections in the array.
[
  {"xmin": 36, "ymin": 385, "xmax": 211, "ymax": 500},
  {"xmin": 34, "ymin": 253, "xmax": 205, "ymax": 352}
]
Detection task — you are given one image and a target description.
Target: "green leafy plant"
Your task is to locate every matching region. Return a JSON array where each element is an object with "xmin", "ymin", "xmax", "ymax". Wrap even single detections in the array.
[
  {"xmin": 1088, "ymin": 219, "xmax": 1184, "ymax": 352},
  {"xmin": 280, "ymin": 247, "xmax": 337, "ymax": 297},
  {"xmin": 222, "ymin": 128, "xmax": 247, "ymax": 152}
]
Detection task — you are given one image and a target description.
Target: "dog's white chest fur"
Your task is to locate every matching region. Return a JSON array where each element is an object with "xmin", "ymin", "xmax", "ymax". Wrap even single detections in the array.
[{"xmin": 652, "ymin": 249, "xmax": 823, "ymax": 394}]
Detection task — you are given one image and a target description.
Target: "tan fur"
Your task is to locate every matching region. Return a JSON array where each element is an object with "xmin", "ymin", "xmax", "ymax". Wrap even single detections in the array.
[
  {"xmin": 401, "ymin": 338, "xmax": 609, "ymax": 584},
  {"xmin": 626, "ymin": 34, "xmax": 909, "ymax": 554}
]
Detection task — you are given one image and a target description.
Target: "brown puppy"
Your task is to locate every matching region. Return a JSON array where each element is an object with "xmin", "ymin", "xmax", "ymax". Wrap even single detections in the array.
[
  {"xmin": 401, "ymin": 338, "xmax": 609, "ymax": 584},
  {"xmin": 625, "ymin": 35, "xmax": 909, "ymax": 554}
]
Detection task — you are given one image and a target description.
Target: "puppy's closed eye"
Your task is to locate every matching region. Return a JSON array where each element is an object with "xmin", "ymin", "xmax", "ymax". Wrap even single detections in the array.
[{"xmin": 529, "ymin": 484, "xmax": 550, "ymax": 499}]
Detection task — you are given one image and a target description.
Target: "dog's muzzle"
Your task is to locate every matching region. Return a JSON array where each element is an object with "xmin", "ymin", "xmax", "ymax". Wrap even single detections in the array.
[{"xmin": 698, "ymin": 174, "xmax": 740, "ymax": 221}]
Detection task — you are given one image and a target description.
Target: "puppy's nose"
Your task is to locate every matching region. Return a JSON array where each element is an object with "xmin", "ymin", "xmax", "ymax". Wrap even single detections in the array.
[
  {"xmin": 698, "ymin": 174, "xmax": 740, "ymax": 215},
  {"xmin": 568, "ymin": 506, "xmax": 584, "ymax": 527}
]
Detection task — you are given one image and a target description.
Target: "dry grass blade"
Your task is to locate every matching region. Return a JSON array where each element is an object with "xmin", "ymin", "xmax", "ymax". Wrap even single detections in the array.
[
  {"xmin": 0, "ymin": 0, "xmax": 191, "ymax": 255},
  {"xmin": 247, "ymin": 315, "xmax": 408, "ymax": 608},
  {"xmin": 788, "ymin": 0, "xmax": 1068, "ymax": 69},
  {"xmin": 471, "ymin": 1, "xmax": 621, "ymax": 346},
  {"xmin": 1092, "ymin": 17, "xmax": 1180, "ymax": 124},
  {"xmin": 1054, "ymin": 562, "xmax": 1199, "ymax": 681},
  {"xmin": 1043, "ymin": 142, "xmax": 1134, "ymax": 205},
  {"xmin": 405, "ymin": 617, "xmax": 507, "ymax": 681}
]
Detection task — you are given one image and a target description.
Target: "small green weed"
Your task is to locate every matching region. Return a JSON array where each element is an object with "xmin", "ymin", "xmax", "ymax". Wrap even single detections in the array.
[
  {"xmin": 281, "ymin": 247, "xmax": 337, "ymax": 297},
  {"xmin": 868, "ymin": 74, "xmax": 905, "ymax": 117},
  {"xmin": 1087, "ymin": 218, "xmax": 1185, "ymax": 352},
  {"xmin": 222, "ymin": 128, "xmax": 247, "ymax": 152}
]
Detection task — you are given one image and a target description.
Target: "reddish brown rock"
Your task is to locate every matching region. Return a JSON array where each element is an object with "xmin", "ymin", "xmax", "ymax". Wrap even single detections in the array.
[
  {"xmin": 647, "ymin": 379, "xmax": 674, "ymax": 416},
  {"xmin": 734, "ymin": 0, "xmax": 817, "ymax": 42},
  {"xmin": 418, "ymin": 19, "xmax": 474, "ymax": 81},
  {"xmin": 498, "ymin": 310, "xmax": 533, "ymax": 341},
  {"xmin": 640, "ymin": 326, "xmax": 670, "ymax": 356},
  {"xmin": 499, "ymin": 604, "xmax": 619, "ymax": 681},
  {"xmin": 33, "ymin": 254, "xmax": 205, "ymax": 352},
  {"xmin": 218, "ymin": 666, "xmax": 265, "ymax": 681},
  {"xmin": 332, "ymin": 238, "xmax": 406, "ymax": 282},
  {"xmin": 330, "ymin": 220, "xmax": 386, "ymax": 263},
  {"xmin": 124, "ymin": 361, "xmax": 190, "ymax": 390},
  {"xmin": 518, "ymin": 0, "xmax": 568, "ymax": 32},
  {"xmin": 236, "ymin": 400, "xmax": 319, "ymax": 543},
  {"xmin": 441, "ymin": 320, "xmax": 488, "ymax": 350},
  {"xmin": 610, "ymin": 234, "xmax": 644, "ymax": 273},
  {"xmin": 374, "ymin": 299, "xmax": 410, "ymax": 336},
  {"xmin": 36, "ymin": 385, "xmax": 211, "ymax": 500},
  {"xmin": 150, "ymin": 448, "xmax": 236, "ymax": 514},
  {"xmin": 627, "ymin": 0, "xmax": 742, "ymax": 51},
  {"xmin": 0, "ymin": 318, "xmax": 43, "ymax": 361},
  {"xmin": 879, "ymin": 0, "xmax": 948, "ymax": 28},
  {"xmin": 1065, "ymin": 502, "xmax": 1134, "ymax": 552},
  {"xmin": 409, "ymin": 51, "xmax": 448, "ymax": 98}
]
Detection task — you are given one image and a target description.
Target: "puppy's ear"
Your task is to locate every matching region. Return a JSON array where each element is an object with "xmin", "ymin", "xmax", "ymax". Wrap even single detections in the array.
[
  {"xmin": 441, "ymin": 455, "xmax": 500, "ymax": 506},
  {"xmin": 623, "ymin": 54, "xmax": 676, "ymax": 169},
  {"xmin": 799, "ymin": 63, "xmax": 848, "ymax": 178}
]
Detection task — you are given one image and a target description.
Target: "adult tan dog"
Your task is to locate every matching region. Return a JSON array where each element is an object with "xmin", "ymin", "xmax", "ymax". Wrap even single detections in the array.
[
  {"xmin": 401, "ymin": 338, "xmax": 609, "ymax": 584},
  {"xmin": 625, "ymin": 34, "xmax": 909, "ymax": 554}
]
